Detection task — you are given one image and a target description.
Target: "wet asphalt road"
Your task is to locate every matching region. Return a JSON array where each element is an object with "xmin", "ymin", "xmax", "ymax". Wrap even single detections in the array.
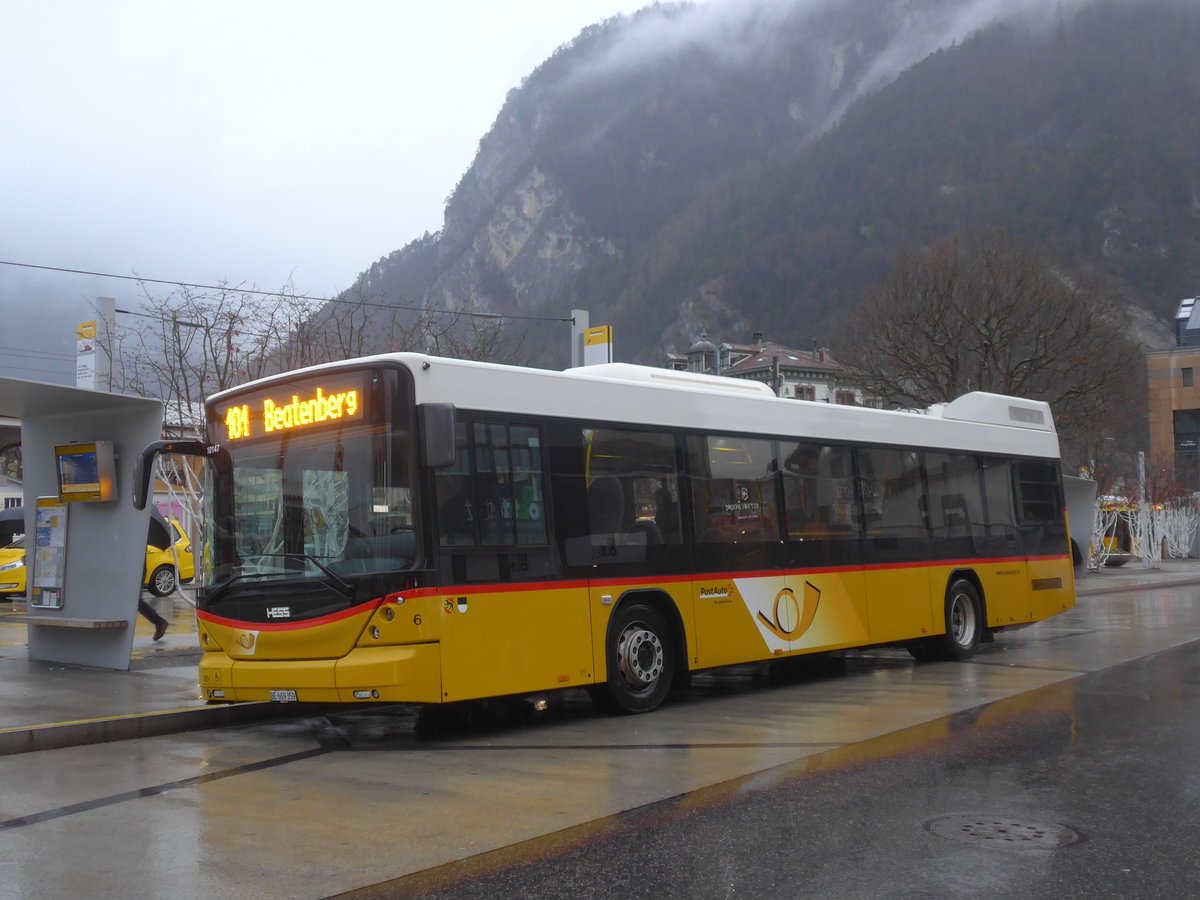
[
  {"xmin": 6, "ymin": 578, "xmax": 1200, "ymax": 900},
  {"xmin": 339, "ymin": 643, "xmax": 1200, "ymax": 900}
]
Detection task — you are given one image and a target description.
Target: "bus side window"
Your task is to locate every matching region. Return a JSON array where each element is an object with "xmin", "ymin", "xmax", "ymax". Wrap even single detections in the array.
[
  {"xmin": 780, "ymin": 441, "xmax": 861, "ymax": 567},
  {"xmin": 435, "ymin": 421, "xmax": 476, "ymax": 547},
  {"xmin": 435, "ymin": 420, "xmax": 550, "ymax": 567},
  {"xmin": 575, "ymin": 426, "xmax": 683, "ymax": 572},
  {"xmin": 981, "ymin": 457, "xmax": 1020, "ymax": 555},
  {"xmin": 925, "ymin": 452, "xmax": 988, "ymax": 557},
  {"xmin": 686, "ymin": 434, "xmax": 779, "ymax": 572},
  {"xmin": 1014, "ymin": 459, "xmax": 1066, "ymax": 556}
]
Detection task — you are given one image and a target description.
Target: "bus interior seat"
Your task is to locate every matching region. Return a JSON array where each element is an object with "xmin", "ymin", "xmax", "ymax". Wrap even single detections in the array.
[
  {"xmin": 940, "ymin": 493, "xmax": 968, "ymax": 529},
  {"xmin": 627, "ymin": 518, "xmax": 662, "ymax": 545},
  {"xmin": 587, "ymin": 476, "xmax": 625, "ymax": 536},
  {"xmin": 438, "ymin": 494, "xmax": 475, "ymax": 545},
  {"xmin": 653, "ymin": 486, "xmax": 680, "ymax": 542},
  {"xmin": 337, "ymin": 531, "xmax": 416, "ymax": 570}
]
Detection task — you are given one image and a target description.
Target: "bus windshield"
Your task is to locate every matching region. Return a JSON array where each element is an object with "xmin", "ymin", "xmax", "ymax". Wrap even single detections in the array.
[{"xmin": 202, "ymin": 368, "xmax": 417, "ymax": 609}]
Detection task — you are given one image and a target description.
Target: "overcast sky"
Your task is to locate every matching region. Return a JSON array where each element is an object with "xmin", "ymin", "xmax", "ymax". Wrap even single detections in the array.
[
  {"xmin": 1, "ymin": 0, "xmax": 1094, "ymax": 386},
  {"xmin": 0, "ymin": 0, "xmax": 652, "ymax": 384}
]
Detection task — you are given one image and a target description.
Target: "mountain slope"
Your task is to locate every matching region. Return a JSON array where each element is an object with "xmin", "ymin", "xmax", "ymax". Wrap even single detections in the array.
[{"xmin": 346, "ymin": 0, "xmax": 1200, "ymax": 365}]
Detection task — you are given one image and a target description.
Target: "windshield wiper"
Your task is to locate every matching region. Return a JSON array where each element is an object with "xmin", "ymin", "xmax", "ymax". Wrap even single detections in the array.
[
  {"xmin": 200, "ymin": 572, "xmax": 245, "ymax": 608},
  {"xmin": 202, "ymin": 554, "xmax": 356, "ymax": 608},
  {"xmin": 283, "ymin": 552, "xmax": 355, "ymax": 597}
]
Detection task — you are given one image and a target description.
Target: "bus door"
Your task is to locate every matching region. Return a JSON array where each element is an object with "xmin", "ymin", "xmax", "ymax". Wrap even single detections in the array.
[
  {"xmin": 570, "ymin": 427, "xmax": 695, "ymax": 685},
  {"xmin": 433, "ymin": 420, "xmax": 593, "ymax": 701},
  {"xmin": 688, "ymin": 434, "xmax": 792, "ymax": 667},
  {"xmin": 977, "ymin": 457, "xmax": 1033, "ymax": 626},
  {"xmin": 779, "ymin": 441, "xmax": 868, "ymax": 654},
  {"xmin": 857, "ymin": 447, "xmax": 934, "ymax": 644},
  {"xmin": 1014, "ymin": 460, "xmax": 1068, "ymax": 623}
]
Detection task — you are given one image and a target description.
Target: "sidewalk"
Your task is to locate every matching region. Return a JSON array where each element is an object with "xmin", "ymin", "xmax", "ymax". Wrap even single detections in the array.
[
  {"xmin": 1073, "ymin": 555, "xmax": 1200, "ymax": 595},
  {"xmin": 2, "ymin": 560, "xmax": 1199, "ymax": 755},
  {"xmin": 0, "ymin": 592, "xmax": 293, "ymax": 754}
]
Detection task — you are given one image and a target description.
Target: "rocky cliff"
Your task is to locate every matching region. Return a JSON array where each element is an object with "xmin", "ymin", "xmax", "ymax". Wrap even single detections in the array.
[{"xmin": 341, "ymin": 0, "xmax": 1200, "ymax": 366}]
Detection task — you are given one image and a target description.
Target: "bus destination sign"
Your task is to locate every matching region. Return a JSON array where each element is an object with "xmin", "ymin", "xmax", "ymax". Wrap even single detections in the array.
[{"xmin": 216, "ymin": 375, "xmax": 365, "ymax": 442}]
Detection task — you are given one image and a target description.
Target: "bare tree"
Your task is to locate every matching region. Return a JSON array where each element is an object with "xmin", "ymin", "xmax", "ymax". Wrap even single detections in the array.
[
  {"xmin": 422, "ymin": 311, "xmax": 530, "ymax": 364},
  {"xmin": 108, "ymin": 279, "xmax": 532, "ymax": 433},
  {"xmin": 838, "ymin": 230, "xmax": 1144, "ymax": 468},
  {"xmin": 289, "ymin": 285, "xmax": 392, "ymax": 364},
  {"xmin": 108, "ymin": 279, "xmax": 322, "ymax": 433}
]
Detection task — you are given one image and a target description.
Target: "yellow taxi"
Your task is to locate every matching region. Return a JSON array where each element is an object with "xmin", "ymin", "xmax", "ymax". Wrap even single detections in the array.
[
  {"xmin": 0, "ymin": 519, "xmax": 194, "ymax": 599},
  {"xmin": 0, "ymin": 537, "xmax": 25, "ymax": 597},
  {"xmin": 144, "ymin": 517, "xmax": 195, "ymax": 596}
]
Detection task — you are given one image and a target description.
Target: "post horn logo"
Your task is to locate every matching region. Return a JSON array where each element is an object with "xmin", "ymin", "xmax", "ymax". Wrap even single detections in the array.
[{"xmin": 757, "ymin": 582, "xmax": 821, "ymax": 641}]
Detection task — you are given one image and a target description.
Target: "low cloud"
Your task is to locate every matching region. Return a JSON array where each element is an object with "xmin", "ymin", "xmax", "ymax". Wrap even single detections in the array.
[{"xmin": 562, "ymin": 0, "xmax": 1104, "ymax": 128}]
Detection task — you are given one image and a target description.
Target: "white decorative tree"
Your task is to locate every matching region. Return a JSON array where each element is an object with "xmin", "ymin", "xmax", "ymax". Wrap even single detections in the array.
[
  {"xmin": 1089, "ymin": 499, "xmax": 1124, "ymax": 571},
  {"xmin": 1159, "ymin": 500, "xmax": 1200, "ymax": 560},
  {"xmin": 1134, "ymin": 502, "xmax": 1163, "ymax": 568}
]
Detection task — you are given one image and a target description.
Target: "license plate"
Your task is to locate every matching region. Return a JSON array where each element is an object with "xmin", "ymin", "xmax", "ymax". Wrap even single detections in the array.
[{"xmin": 269, "ymin": 689, "xmax": 298, "ymax": 702}]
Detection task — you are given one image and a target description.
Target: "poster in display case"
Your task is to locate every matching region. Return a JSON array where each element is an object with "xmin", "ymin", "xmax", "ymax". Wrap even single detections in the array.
[{"xmin": 30, "ymin": 497, "xmax": 68, "ymax": 609}]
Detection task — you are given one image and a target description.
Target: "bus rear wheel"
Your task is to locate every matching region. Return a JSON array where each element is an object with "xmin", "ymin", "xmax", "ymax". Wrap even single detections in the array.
[
  {"xmin": 908, "ymin": 579, "xmax": 982, "ymax": 661},
  {"xmin": 594, "ymin": 601, "xmax": 674, "ymax": 714},
  {"xmin": 941, "ymin": 579, "xmax": 982, "ymax": 660}
]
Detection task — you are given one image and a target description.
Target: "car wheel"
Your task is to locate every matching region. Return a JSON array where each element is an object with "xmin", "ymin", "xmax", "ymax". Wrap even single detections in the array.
[{"xmin": 148, "ymin": 565, "xmax": 177, "ymax": 597}]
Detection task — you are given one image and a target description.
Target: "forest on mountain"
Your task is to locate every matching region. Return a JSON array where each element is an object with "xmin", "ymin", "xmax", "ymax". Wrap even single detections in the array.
[
  {"xmin": 559, "ymin": 0, "xmax": 1200, "ymax": 358},
  {"xmin": 348, "ymin": 0, "xmax": 1200, "ymax": 368}
]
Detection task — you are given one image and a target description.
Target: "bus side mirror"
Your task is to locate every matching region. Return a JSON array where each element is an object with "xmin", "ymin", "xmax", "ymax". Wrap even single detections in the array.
[
  {"xmin": 134, "ymin": 440, "xmax": 209, "ymax": 510},
  {"xmin": 419, "ymin": 403, "xmax": 457, "ymax": 469}
]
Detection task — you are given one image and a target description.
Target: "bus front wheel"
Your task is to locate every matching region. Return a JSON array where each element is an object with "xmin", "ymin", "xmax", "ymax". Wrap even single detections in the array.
[{"xmin": 594, "ymin": 602, "xmax": 674, "ymax": 714}]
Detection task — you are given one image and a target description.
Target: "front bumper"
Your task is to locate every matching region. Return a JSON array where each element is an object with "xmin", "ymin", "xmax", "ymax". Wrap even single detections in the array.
[{"xmin": 199, "ymin": 643, "xmax": 442, "ymax": 704}]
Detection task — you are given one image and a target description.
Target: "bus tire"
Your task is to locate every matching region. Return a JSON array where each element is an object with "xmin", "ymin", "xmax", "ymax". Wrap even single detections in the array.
[
  {"xmin": 940, "ymin": 578, "xmax": 982, "ymax": 661},
  {"xmin": 906, "ymin": 639, "xmax": 940, "ymax": 662},
  {"xmin": 596, "ymin": 601, "xmax": 674, "ymax": 714}
]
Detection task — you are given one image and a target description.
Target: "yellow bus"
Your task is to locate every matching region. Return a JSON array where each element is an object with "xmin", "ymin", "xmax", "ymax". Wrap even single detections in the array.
[{"xmin": 136, "ymin": 354, "xmax": 1075, "ymax": 714}]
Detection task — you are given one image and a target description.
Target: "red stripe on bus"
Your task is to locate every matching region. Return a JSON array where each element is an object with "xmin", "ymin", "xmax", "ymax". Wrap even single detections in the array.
[
  {"xmin": 199, "ymin": 553, "xmax": 1070, "ymax": 626},
  {"xmin": 388, "ymin": 553, "xmax": 1071, "ymax": 595},
  {"xmin": 198, "ymin": 597, "xmax": 382, "ymax": 631}
]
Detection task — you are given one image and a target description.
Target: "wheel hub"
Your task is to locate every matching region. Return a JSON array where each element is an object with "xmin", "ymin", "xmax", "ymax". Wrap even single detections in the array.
[
  {"xmin": 617, "ymin": 625, "xmax": 664, "ymax": 688},
  {"xmin": 950, "ymin": 592, "xmax": 976, "ymax": 646}
]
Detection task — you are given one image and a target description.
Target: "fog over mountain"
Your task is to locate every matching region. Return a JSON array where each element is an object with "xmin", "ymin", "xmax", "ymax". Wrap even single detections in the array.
[{"xmin": 342, "ymin": 0, "xmax": 1196, "ymax": 367}]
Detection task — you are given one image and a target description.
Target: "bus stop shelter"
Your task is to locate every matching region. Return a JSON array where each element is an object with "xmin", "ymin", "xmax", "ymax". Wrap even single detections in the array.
[{"xmin": 1, "ymin": 377, "xmax": 162, "ymax": 669}]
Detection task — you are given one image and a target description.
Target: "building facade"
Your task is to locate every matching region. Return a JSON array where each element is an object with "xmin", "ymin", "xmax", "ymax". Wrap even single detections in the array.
[
  {"xmin": 665, "ymin": 332, "xmax": 876, "ymax": 406},
  {"xmin": 1148, "ymin": 298, "xmax": 1200, "ymax": 488}
]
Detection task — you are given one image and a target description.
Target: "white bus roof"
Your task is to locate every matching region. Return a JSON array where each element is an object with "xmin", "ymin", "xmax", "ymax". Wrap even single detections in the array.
[{"xmin": 211, "ymin": 353, "xmax": 1059, "ymax": 460}]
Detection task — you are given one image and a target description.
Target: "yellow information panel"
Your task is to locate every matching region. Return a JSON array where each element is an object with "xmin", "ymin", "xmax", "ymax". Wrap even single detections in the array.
[{"xmin": 583, "ymin": 325, "xmax": 612, "ymax": 366}]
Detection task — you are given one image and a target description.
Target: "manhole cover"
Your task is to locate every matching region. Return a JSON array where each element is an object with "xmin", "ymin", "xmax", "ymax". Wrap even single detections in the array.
[{"xmin": 926, "ymin": 814, "xmax": 1083, "ymax": 851}]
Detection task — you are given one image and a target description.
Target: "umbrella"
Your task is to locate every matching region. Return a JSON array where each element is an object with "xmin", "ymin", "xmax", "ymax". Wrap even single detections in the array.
[{"xmin": 0, "ymin": 504, "xmax": 169, "ymax": 545}]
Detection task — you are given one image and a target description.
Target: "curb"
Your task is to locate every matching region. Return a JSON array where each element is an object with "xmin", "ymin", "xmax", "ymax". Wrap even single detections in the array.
[
  {"xmin": 1077, "ymin": 577, "xmax": 1200, "ymax": 597},
  {"xmin": 1075, "ymin": 578, "xmax": 1200, "ymax": 600},
  {"xmin": 0, "ymin": 700, "xmax": 327, "ymax": 756}
]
